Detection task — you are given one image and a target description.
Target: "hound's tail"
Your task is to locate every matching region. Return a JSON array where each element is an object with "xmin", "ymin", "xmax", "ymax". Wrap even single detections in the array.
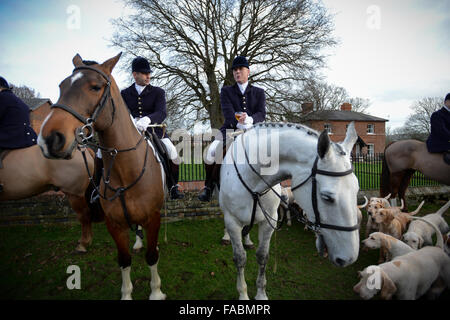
[
  {"xmin": 408, "ymin": 200, "xmax": 425, "ymax": 216},
  {"xmin": 436, "ymin": 200, "xmax": 450, "ymax": 217}
]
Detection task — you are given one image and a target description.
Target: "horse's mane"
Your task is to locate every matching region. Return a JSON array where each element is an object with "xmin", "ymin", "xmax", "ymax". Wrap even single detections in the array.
[{"xmin": 252, "ymin": 121, "xmax": 320, "ymax": 137}]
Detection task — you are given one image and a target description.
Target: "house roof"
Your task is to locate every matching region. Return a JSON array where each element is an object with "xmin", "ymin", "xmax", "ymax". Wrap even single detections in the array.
[
  {"xmin": 302, "ymin": 110, "xmax": 388, "ymax": 122},
  {"xmin": 22, "ymin": 98, "xmax": 52, "ymax": 111}
]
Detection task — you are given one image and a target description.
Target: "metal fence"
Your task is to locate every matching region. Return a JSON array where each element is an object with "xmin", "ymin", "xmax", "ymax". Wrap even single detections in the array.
[
  {"xmin": 178, "ymin": 151, "xmax": 441, "ymax": 191},
  {"xmin": 351, "ymin": 153, "xmax": 440, "ymax": 191}
]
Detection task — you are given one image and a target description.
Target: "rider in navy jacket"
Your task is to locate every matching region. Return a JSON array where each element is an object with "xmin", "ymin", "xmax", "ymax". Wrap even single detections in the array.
[
  {"xmin": 426, "ymin": 93, "xmax": 450, "ymax": 164},
  {"xmin": 120, "ymin": 57, "xmax": 183, "ymax": 199},
  {"xmin": 0, "ymin": 77, "xmax": 37, "ymax": 150},
  {"xmin": 198, "ymin": 56, "xmax": 267, "ymax": 201},
  {"xmin": 121, "ymin": 84, "xmax": 168, "ymax": 139},
  {"xmin": 219, "ymin": 83, "xmax": 266, "ymax": 140}
]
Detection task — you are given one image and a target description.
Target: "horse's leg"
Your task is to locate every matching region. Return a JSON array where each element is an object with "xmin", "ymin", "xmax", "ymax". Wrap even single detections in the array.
[
  {"xmin": 221, "ymin": 227, "xmax": 231, "ymax": 245},
  {"xmin": 255, "ymin": 220, "xmax": 274, "ymax": 300},
  {"xmin": 144, "ymin": 215, "xmax": 166, "ymax": 300},
  {"xmin": 105, "ymin": 219, "xmax": 133, "ymax": 300},
  {"xmin": 243, "ymin": 233, "xmax": 255, "ymax": 249},
  {"xmin": 133, "ymin": 225, "xmax": 144, "ymax": 253},
  {"xmin": 398, "ymin": 169, "xmax": 415, "ymax": 212},
  {"xmin": 67, "ymin": 194, "xmax": 93, "ymax": 253},
  {"xmin": 225, "ymin": 214, "xmax": 249, "ymax": 300},
  {"xmin": 224, "ymin": 226, "xmax": 254, "ymax": 249}
]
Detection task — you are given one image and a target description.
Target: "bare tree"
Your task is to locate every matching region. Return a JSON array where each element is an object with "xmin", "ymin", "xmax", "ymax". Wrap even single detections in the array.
[
  {"xmin": 403, "ymin": 97, "xmax": 442, "ymax": 135},
  {"xmin": 111, "ymin": 0, "xmax": 336, "ymax": 130},
  {"xmin": 388, "ymin": 97, "xmax": 443, "ymax": 142},
  {"xmin": 10, "ymin": 84, "xmax": 41, "ymax": 100}
]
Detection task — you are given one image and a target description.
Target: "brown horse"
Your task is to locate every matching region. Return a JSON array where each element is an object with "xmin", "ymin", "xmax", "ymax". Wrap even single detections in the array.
[
  {"xmin": 0, "ymin": 144, "xmax": 102, "ymax": 252},
  {"xmin": 380, "ymin": 140, "xmax": 450, "ymax": 210},
  {"xmin": 38, "ymin": 53, "xmax": 166, "ymax": 300}
]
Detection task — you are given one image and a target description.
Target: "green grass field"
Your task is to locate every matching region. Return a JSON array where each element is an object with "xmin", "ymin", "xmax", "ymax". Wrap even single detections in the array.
[{"xmin": 0, "ymin": 200, "xmax": 448, "ymax": 300}]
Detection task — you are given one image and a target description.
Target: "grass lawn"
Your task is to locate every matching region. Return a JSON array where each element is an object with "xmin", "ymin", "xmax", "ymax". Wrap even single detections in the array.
[{"xmin": 0, "ymin": 199, "xmax": 449, "ymax": 300}]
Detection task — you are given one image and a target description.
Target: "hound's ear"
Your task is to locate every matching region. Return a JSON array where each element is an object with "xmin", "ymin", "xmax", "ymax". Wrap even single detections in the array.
[
  {"xmin": 380, "ymin": 270, "xmax": 396, "ymax": 300},
  {"xmin": 317, "ymin": 130, "xmax": 331, "ymax": 159},
  {"xmin": 73, "ymin": 54, "xmax": 84, "ymax": 68},
  {"xmin": 101, "ymin": 52, "xmax": 122, "ymax": 74},
  {"xmin": 418, "ymin": 237, "xmax": 423, "ymax": 249}
]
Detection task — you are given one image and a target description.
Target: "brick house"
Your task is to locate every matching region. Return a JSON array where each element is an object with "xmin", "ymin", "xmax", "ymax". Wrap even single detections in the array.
[
  {"xmin": 300, "ymin": 102, "xmax": 388, "ymax": 155},
  {"xmin": 22, "ymin": 98, "xmax": 52, "ymax": 134}
]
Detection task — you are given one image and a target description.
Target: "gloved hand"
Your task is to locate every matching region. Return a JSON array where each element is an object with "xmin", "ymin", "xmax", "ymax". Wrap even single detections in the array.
[
  {"xmin": 135, "ymin": 116, "xmax": 151, "ymax": 132},
  {"xmin": 236, "ymin": 115, "xmax": 253, "ymax": 130}
]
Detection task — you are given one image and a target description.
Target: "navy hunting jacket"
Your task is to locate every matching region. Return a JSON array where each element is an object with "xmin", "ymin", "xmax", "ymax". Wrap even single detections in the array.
[
  {"xmin": 121, "ymin": 84, "xmax": 168, "ymax": 139},
  {"xmin": 219, "ymin": 83, "xmax": 266, "ymax": 139},
  {"xmin": 0, "ymin": 89, "xmax": 37, "ymax": 149},
  {"xmin": 426, "ymin": 107, "xmax": 450, "ymax": 153}
]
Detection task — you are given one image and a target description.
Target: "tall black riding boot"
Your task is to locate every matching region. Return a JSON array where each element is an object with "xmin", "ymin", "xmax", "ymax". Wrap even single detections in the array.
[
  {"xmin": 169, "ymin": 162, "xmax": 184, "ymax": 200},
  {"xmin": 198, "ymin": 162, "xmax": 222, "ymax": 202}
]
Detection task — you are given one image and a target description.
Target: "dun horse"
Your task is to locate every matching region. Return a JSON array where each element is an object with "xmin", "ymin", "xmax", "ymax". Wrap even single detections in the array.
[
  {"xmin": 380, "ymin": 140, "xmax": 450, "ymax": 209},
  {"xmin": 219, "ymin": 122, "xmax": 360, "ymax": 299},
  {"xmin": 38, "ymin": 53, "xmax": 166, "ymax": 300},
  {"xmin": 0, "ymin": 144, "xmax": 101, "ymax": 252}
]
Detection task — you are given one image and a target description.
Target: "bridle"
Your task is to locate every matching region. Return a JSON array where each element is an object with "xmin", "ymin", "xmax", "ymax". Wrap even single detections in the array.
[
  {"xmin": 51, "ymin": 65, "xmax": 117, "ymax": 142},
  {"xmin": 50, "ymin": 65, "xmax": 149, "ymax": 231},
  {"xmin": 232, "ymin": 133, "xmax": 359, "ymax": 236}
]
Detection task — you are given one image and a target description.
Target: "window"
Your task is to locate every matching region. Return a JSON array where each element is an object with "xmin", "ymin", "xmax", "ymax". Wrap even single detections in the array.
[
  {"xmin": 324, "ymin": 123, "xmax": 332, "ymax": 134},
  {"xmin": 367, "ymin": 144, "xmax": 374, "ymax": 156},
  {"xmin": 367, "ymin": 124, "xmax": 374, "ymax": 134}
]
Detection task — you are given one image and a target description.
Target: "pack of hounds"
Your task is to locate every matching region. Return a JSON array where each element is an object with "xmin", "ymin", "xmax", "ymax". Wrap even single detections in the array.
[{"xmin": 279, "ymin": 187, "xmax": 450, "ymax": 300}]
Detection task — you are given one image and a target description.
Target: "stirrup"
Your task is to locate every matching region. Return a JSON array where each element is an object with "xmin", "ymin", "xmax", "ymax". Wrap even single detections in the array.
[{"xmin": 170, "ymin": 184, "xmax": 185, "ymax": 199}]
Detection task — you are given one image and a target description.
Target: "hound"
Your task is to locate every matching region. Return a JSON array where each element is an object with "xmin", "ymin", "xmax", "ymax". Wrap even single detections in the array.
[
  {"xmin": 373, "ymin": 200, "xmax": 424, "ymax": 239},
  {"xmin": 362, "ymin": 232, "xmax": 414, "ymax": 262},
  {"xmin": 353, "ymin": 246, "xmax": 450, "ymax": 300},
  {"xmin": 365, "ymin": 194, "xmax": 392, "ymax": 236},
  {"xmin": 402, "ymin": 200, "xmax": 450, "ymax": 249}
]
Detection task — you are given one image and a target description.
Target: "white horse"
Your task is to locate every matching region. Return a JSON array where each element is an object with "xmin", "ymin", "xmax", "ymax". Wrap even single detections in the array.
[{"xmin": 219, "ymin": 121, "xmax": 360, "ymax": 300}]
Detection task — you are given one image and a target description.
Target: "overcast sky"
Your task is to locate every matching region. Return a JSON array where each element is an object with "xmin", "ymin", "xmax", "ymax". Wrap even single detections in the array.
[{"xmin": 1, "ymin": 0, "xmax": 449, "ymax": 130}]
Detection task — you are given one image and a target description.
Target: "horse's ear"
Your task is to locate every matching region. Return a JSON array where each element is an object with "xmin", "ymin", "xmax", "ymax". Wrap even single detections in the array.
[
  {"xmin": 73, "ymin": 54, "xmax": 84, "ymax": 67},
  {"xmin": 317, "ymin": 130, "xmax": 331, "ymax": 159},
  {"xmin": 341, "ymin": 121, "xmax": 358, "ymax": 153},
  {"xmin": 101, "ymin": 52, "xmax": 122, "ymax": 73}
]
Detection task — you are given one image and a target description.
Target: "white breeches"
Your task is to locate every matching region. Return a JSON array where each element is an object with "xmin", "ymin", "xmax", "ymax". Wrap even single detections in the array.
[
  {"xmin": 161, "ymin": 138, "xmax": 177, "ymax": 160},
  {"xmin": 205, "ymin": 139, "xmax": 221, "ymax": 164}
]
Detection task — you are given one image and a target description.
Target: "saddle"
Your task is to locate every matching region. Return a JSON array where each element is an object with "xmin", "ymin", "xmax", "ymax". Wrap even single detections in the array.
[{"xmin": 145, "ymin": 131, "xmax": 173, "ymax": 186}]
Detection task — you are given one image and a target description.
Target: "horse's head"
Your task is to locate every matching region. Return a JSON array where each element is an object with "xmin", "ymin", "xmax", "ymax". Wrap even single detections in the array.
[
  {"xmin": 38, "ymin": 53, "xmax": 122, "ymax": 159},
  {"xmin": 293, "ymin": 122, "xmax": 359, "ymax": 267}
]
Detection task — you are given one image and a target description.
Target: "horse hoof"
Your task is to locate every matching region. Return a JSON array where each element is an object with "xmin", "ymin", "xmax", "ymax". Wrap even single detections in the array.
[
  {"xmin": 149, "ymin": 291, "xmax": 167, "ymax": 300},
  {"xmin": 244, "ymin": 243, "xmax": 255, "ymax": 250},
  {"xmin": 75, "ymin": 244, "xmax": 87, "ymax": 254},
  {"xmin": 221, "ymin": 239, "xmax": 231, "ymax": 246}
]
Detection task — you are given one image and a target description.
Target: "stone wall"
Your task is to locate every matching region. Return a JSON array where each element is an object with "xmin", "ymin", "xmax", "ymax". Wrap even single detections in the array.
[{"xmin": 1, "ymin": 186, "xmax": 448, "ymax": 226}]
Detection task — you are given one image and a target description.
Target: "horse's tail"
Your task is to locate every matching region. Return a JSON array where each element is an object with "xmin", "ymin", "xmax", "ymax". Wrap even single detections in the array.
[{"xmin": 380, "ymin": 142, "xmax": 394, "ymax": 197}]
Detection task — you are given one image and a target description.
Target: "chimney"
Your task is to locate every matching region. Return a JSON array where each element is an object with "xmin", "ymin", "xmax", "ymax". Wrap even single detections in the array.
[
  {"xmin": 301, "ymin": 102, "xmax": 314, "ymax": 114},
  {"xmin": 341, "ymin": 103, "xmax": 352, "ymax": 111}
]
